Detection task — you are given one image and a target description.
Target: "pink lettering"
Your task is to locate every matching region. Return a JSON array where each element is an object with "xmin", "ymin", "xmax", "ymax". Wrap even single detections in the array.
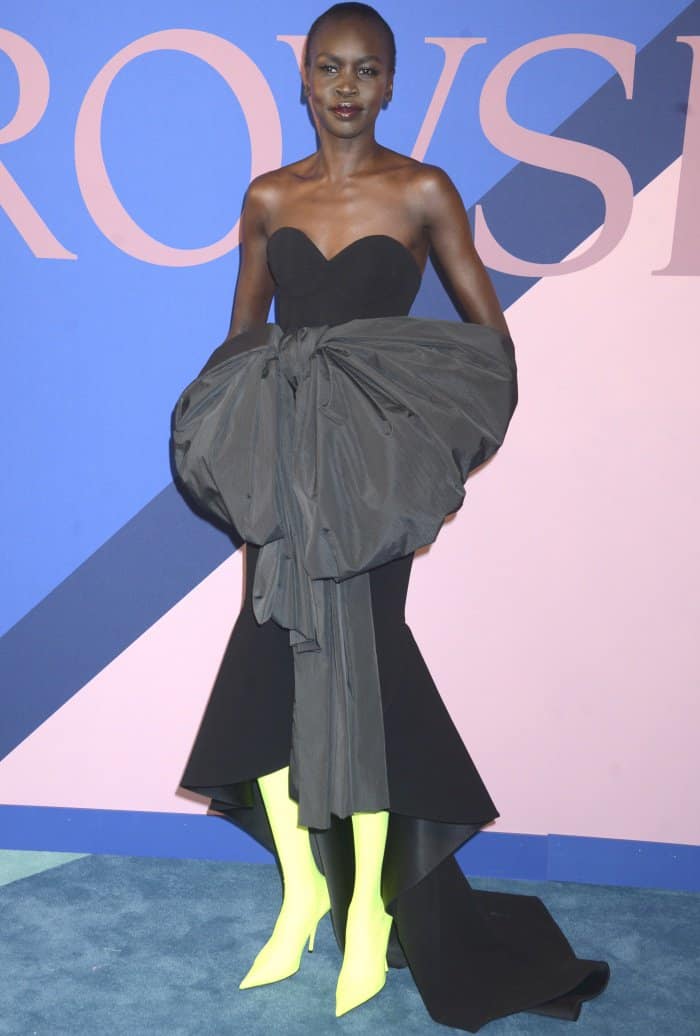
[
  {"xmin": 75, "ymin": 29, "xmax": 282, "ymax": 265},
  {"xmin": 412, "ymin": 38, "xmax": 487, "ymax": 161},
  {"xmin": 277, "ymin": 35, "xmax": 306, "ymax": 70},
  {"xmin": 0, "ymin": 29, "xmax": 75, "ymax": 258},
  {"xmin": 475, "ymin": 34, "xmax": 636, "ymax": 276},
  {"xmin": 653, "ymin": 37, "xmax": 700, "ymax": 276}
]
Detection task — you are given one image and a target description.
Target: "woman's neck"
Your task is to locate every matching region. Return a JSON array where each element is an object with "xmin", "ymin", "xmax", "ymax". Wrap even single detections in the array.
[{"xmin": 311, "ymin": 133, "xmax": 384, "ymax": 184}]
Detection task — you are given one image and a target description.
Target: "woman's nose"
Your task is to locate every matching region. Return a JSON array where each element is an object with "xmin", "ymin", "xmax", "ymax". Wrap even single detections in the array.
[{"xmin": 335, "ymin": 75, "xmax": 358, "ymax": 95}]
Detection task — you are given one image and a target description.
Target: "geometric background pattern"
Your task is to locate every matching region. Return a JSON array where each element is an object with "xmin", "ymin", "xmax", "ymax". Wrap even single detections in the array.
[{"xmin": 2, "ymin": 2, "xmax": 698, "ymax": 878}]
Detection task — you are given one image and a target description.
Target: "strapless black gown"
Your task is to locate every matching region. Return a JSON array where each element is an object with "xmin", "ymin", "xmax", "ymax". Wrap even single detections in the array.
[{"xmin": 179, "ymin": 226, "xmax": 610, "ymax": 1032}]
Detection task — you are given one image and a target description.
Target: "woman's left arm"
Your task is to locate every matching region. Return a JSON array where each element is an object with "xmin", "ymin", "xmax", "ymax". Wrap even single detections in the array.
[{"xmin": 419, "ymin": 165, "xmax": 510, "ymax": 336}]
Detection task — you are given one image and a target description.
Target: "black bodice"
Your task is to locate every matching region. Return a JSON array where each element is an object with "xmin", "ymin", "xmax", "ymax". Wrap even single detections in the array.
[{"xmin": 266, "ymin": 226, "xmax": 422, "ymax": 332}]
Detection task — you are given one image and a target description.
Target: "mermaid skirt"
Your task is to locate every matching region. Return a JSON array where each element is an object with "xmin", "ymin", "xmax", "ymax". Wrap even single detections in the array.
[{"xmin": 180, "ymin": 543, "xmax": 609, "ymax": 1032}]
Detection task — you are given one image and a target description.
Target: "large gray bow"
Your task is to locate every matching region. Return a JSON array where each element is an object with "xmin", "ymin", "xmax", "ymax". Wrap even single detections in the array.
[{"xmin": 171, "ymin": 316, "xmax": 517, "ymax": 829}]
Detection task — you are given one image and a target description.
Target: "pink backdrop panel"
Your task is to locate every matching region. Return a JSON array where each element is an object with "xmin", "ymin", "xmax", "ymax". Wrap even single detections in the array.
[
  {"xmin": 0, "ymin": 555, "xmax": 244, "ymax": 815},
  {"xmin": 407, "ymin": 156, "xmax": 699, "ymax": 846}
]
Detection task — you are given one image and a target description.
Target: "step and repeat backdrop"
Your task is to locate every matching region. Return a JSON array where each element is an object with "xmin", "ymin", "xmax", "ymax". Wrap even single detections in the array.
[{"xmin": 1, "ymin": 2, "xmax": 698, "ymax": 867}]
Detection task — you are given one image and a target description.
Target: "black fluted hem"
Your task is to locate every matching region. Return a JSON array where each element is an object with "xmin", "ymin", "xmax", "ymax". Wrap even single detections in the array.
[{"xmin": 181, "ymin": 778, "xmax": 610, "ymax": 1032}]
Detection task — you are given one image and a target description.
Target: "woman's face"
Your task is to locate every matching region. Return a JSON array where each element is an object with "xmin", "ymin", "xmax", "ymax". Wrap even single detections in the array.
[{"xmin": 304, "ymin": 17, "xmax": 393, "ymax": 139}]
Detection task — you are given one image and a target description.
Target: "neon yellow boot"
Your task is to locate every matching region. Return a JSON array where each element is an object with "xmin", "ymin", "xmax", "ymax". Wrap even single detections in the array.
[
  {"xmin": 335, "ymin": 810, "xmax": 393, "ymax": 1016},
  {"xmin": 239, "ymin": 765, "xmax": 331, "ymax": 989}
]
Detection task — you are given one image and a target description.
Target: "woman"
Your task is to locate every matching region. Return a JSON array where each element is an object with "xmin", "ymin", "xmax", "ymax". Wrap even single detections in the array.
[{"xmin": 175, "ymin": 3, "xmax": 610, "ymax": 1030}]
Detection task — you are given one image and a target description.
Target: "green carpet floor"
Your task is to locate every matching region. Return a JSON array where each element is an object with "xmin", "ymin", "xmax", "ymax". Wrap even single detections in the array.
[{"xmin": 0, "ymin": 851, "xmax": 698, "ymax": 1035}]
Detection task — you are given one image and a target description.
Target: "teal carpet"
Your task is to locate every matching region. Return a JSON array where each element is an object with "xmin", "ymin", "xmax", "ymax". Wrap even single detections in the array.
[{"xmin": 0, "ymin": 851, "xmax": 698, "ymax": 1035}]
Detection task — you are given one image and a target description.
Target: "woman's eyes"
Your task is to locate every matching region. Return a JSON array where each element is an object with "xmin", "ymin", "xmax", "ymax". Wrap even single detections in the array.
[{"xmin": 318, "ymin": 64, "xmax": 378, "ymax": 76}]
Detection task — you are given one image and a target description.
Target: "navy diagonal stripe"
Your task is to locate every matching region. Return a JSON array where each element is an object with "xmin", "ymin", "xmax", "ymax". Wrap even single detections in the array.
[{"xmin": 1, "ymin": 487, "xmax": 237, "ymax": 759}]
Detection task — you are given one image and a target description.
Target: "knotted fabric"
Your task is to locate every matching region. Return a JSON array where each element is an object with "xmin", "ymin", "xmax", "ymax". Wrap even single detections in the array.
[{"xmin": 171, "ymin": 316, "xmax": 518, "ymax": 829}]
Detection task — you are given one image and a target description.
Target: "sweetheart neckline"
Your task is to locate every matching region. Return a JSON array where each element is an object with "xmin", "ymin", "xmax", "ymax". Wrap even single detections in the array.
[{"xmin": 267, "ymin": 225, "xmax": 423, "ymax": 278}]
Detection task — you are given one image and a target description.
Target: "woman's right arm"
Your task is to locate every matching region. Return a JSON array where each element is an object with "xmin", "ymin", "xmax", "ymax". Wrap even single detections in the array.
[{"xmin": 227, "ymin": 177, "xmax": 276, "ymax": 336}]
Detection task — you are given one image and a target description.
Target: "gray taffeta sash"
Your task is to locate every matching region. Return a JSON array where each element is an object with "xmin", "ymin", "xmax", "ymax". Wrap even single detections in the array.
[{"xmin": 171, "ymin": 315, "xmax": 518, "ymax": 829}]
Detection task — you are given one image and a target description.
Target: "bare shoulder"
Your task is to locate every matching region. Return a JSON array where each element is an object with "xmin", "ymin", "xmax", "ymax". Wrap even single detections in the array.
[
  {"xmin": 411, "ymin": 161, "xmax": 460, "ymax": 204},
  {"xmin": 248, "ymin": 157, "xmax": 312, "ymax": 194},
  {"xmin": 243, "ymin": 166, "xmax": 285, "ymax": 227},
  {"xmin": 373, "ymin": 146, "xmax": 422, "ymax": 181},
  {"xmin": 409, "ymin": 161, "xmax": 467, "ymax": 231},
  {"xmin": 245, "ymin": 155, "xmax": 319, "ymax": 222},
  {"xmin": 376, "ymin": 151, "xmax": 460, "ymax": 220},
  {"xmin": 376, "ymin": 149, "xmax": 453, "ymax": 187}
]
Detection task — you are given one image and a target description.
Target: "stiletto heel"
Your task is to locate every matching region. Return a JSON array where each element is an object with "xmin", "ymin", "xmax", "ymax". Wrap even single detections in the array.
[
  {"xmin": 239, "ymin": 884, "xmax": 331, "ymax": 989},
  {"xmin": 307, "ymin": 912, "xmax": 321, "ymax": 953},
  {"xmin": 239, "ymin": 765, "xmax": 331, "ymax": 990},
  {"xmin": 335, "ymin": 906, "xmax": 393, "ymax": 1016}
]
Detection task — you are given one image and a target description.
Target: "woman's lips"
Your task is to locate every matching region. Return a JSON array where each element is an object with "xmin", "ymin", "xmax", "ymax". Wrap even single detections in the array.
[{"xmin": 330, "ymin": 105, "xmax": 362, "ymax": 119}]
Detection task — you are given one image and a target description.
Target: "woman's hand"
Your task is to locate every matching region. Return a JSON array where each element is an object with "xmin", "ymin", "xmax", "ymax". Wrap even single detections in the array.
[{"xmin": 419, "ymin": 165, "xmax": 511, "ymax": 337}]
